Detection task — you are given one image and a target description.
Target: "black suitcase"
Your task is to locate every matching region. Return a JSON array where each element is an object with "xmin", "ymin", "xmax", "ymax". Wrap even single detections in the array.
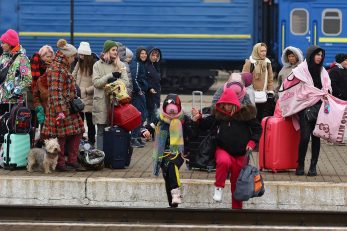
[
  {"xmin": 186, "ymin": 91, "xmax": 216, "ymax": 172},
  {"xmin": 103, "ymin": 125, "xmax": 131, "ymax": 169}
]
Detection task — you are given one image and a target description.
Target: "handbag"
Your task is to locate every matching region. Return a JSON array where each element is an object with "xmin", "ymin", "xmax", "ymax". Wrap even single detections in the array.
[
  {"xmin": 234, "ymin": 151, "xmax": 265, "ymax": 201},
  {"xmin": 0, "ymin": 53, "xmax": 20, "ymax": 85},
  {"xmin": 254, "ymin": 64, "xmax": 269, "ymax": 104},
  {"xmin": 304, "ymin": 102, "xmax": 322, "ymax": 122},
  {"xmin": 254, "ymin": 91, "xmax": 268, "ymax": 103},
  {"xmin": 69, "ymin": 97, "xmax": 85, "ymax": 113}
]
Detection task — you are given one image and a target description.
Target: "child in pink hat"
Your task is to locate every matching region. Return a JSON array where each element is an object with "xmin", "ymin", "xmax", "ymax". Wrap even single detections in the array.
[{"xmin": 0, "ymin": 29, "xmax": 20, "ymax": 47}]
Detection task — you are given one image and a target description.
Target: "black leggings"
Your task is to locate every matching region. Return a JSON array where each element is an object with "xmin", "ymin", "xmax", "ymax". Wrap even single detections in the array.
[
  {"xmin": 79, "ymin": 112, "xmax": 96, "ymax": 144},
  {"xmin": 298, "ymin": 110, "xmax": 320, "ymax": 166}
]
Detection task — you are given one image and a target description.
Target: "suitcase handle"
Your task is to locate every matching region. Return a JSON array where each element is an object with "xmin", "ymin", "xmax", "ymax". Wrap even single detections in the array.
[{"xmin": 192, "ymin": 91, "xmax": 203, "ymax": 112}]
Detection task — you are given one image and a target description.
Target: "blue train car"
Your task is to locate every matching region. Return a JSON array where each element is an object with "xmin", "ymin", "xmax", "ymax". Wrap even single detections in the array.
[
  {"xmin": 276, "ymin": 0, "xmax": 347, "ymax": 66},
  {"xmin": 0, "ymin": 0, "xmax": 260, "ymax": 91}
]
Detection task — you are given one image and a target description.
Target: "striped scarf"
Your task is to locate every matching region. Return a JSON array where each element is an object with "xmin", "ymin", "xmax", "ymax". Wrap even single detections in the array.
[{"xmin": 153, "ymin": 111, "xmax": 184, "ymax": 164}]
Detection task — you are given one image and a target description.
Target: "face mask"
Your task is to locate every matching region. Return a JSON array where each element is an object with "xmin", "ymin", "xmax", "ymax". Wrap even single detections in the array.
[{"xmin": 165, "ymin": 104, "xmax": 178, "ymax": 115}]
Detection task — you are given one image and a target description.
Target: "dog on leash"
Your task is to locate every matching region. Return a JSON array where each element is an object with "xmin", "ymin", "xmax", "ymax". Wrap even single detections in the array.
[{"xmin": 27, "ymin": 138, "xmax": 60, "ymax": 174}]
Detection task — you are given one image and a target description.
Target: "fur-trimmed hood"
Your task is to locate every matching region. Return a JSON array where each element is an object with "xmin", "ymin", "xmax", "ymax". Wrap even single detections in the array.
[
  {"xmin": 213, "ymin": 104, "xmax": 257, "ymax": 122},
  {"xmin": 281, "ymin": 46, "xmax": 304, "ymax": 68}
]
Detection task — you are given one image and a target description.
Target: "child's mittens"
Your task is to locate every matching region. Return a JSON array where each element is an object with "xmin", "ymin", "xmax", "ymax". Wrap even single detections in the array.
[
  {"xmin": 35, "ymin": 106, "xmax": 45, "ymax": 124},
  {"xmin": 246, "ymin": 140, "xmax": 256, "ymax": 151}
]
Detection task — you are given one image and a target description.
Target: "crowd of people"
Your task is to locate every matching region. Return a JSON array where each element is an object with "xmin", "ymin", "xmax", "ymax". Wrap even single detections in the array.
[{"xmin": 0, "ymin": 28, "xmax": 347, "ymax": 209}]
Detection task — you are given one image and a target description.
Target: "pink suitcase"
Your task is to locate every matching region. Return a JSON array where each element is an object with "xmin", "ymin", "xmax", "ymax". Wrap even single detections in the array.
[{"xmin": 258, "ymin": 116, "xmax": 300, "ymax": 172}]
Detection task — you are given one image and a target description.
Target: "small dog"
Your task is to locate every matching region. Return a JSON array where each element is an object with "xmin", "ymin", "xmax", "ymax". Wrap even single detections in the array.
[{"xmin": 27, "ymin": 138, "xmax": 60, "ymax": 174}]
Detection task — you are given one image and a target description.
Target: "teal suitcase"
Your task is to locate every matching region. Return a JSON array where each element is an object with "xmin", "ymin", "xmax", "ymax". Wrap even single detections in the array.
[{"xmin": 3, "ymin": 133, "xmax": 30, "ymax": 170}]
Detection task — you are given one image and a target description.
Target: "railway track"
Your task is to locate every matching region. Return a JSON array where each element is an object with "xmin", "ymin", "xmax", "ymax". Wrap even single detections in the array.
[{"xmin": 0, "ymin": 205, "xmax": 346, "ymax": 228}]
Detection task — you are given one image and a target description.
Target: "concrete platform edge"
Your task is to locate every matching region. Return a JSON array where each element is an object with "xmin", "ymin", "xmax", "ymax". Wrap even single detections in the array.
[{"xmin": 0, "ymin": 176, "xmax": 346, "ymax": 211}]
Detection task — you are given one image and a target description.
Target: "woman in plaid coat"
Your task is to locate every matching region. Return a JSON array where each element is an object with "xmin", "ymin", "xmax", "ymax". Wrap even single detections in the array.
[{"xmin": 42, "ymin": 39, "xmax": 85, "ymax": 171}]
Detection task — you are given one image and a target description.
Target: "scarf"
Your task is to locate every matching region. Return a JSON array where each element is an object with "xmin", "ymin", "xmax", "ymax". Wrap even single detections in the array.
[
  {"xmin": 251, "ymin": 43, "xmax": 268, "ymax": 80},
  {"xmin": 153, "ymin": 111, "xmax": 184, "ymax": 164}
]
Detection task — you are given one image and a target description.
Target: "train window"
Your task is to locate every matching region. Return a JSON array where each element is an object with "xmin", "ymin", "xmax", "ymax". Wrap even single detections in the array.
[
  {"xmin": 322, "ymin": 9, "xmax": 342, "ymax": 35},
  {"xmin": 290, "ymin": 9, "xmax": 308, "ymax": 35}
]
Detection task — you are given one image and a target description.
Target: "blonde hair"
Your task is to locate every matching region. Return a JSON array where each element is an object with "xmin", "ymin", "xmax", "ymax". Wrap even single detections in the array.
[
  {"xmin": 103, "ymin": 50, "xmax": 123, "ymax": 71},
  {"xmin": 38, "ymin": 45, "xmax": 54, "ymax": 58}
]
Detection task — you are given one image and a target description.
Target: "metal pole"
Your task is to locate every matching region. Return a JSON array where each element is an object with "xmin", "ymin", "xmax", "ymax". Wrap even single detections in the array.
[{"xmin": 70, "ymin": 0, "xmax": 74, "ymax": 45}]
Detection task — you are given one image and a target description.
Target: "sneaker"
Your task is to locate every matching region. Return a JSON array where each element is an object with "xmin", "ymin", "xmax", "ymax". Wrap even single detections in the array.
[
  {"xmin": 131, "ymin": 139, "xmax": 144, "ymax": 148},
  {"xmin": 213, "ymin": 187, "xmax": 223, "ymax": 202},
  {"xmin": 171, "ymin": 188, "xmax": 182, "ymax": 205},
  {"xmin": 67, "ymin": 162, "xmax": 87, "ymax": 171}
]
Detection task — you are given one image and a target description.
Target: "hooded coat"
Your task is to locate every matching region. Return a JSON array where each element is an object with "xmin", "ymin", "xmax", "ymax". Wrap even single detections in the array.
[
  {"xmin": 276, "ymin": 46, "xmax": 304, "ymax": 94},
  {"xmin": 146, "ymin": 46, "xmax": 162, "ymax": 92},
  {"xmin": 198, "ymin": 88, "xmax": 262, "ymax": 156},
  {"xmin": 130, "ymin": 46, "xmax": 148, "ymax": 94}
]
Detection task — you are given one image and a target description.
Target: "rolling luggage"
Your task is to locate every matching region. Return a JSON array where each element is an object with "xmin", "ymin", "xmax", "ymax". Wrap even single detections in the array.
[
  {"xmin": 258, "ymin": 116, "xmax": 300, "ymax": 172},
  {"xmin": 186, "ymin": 91, "xmax": 216, "ymax": 172},
  {"xmin": 2, "ymin": 133, "xmax": 30, "ymax": 170},
  {"xmin": 103, "ymin": 99, "xmax": 132, "ymax": 169}
]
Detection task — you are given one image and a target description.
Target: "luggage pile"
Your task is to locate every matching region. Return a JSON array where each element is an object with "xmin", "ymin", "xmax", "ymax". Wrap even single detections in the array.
[{"xmin": 0, "ymin": 101, "xmax": 32, "ymax": 170}]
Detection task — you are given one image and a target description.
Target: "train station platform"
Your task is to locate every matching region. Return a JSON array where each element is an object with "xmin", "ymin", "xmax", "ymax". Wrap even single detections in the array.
[{"xmin": 0, "ymin": 94, "xmax": 346, "ymax": 211}]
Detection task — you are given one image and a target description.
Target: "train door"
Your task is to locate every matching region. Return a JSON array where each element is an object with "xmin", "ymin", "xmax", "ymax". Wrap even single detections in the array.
[{"xmin": 281, "ymin": 2, "xmax": 312, "ymax": 56}]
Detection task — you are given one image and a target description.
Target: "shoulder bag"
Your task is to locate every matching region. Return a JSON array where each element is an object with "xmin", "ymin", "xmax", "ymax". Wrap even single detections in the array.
[{"xmin": 0, "ymin": 53, "xmax": 20, "ymax": 85}]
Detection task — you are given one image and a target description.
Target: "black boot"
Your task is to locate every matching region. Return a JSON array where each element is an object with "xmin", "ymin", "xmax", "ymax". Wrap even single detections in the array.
[
  {"xmin": 307, "ymin": 160, "xmax": 317, "ymax": 176},
  {"xmin": 295, "ymin": 165, "xmax": 305, "ymax": 176}
]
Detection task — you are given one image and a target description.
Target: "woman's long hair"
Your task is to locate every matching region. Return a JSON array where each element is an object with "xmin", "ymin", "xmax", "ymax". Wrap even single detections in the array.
[
  {"xmin": 103, "ymin": 50, "xmax": 123, "ymax": 71},
  {"xmin": 78, "ymin": 54, "xmax": 94, "ymax": 76}
]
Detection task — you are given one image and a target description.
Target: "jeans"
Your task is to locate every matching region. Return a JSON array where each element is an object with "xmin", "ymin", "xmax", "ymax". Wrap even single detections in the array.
[{"xmin": 96, "ymin": 124, "xmax": 107, "ymax": 151}]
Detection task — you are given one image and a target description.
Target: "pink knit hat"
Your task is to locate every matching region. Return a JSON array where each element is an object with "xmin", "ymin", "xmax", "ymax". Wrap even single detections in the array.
[
  {"xmin": 224, "ymin": 81, "xmax": 246, "ymax": 100},
  {"xmin": 241, "ymin": 72, "xmax": 253, "ymax": 87},
  {"xmin": 0, "ymin": 29, "xmax": 19, "ymax": 47}
]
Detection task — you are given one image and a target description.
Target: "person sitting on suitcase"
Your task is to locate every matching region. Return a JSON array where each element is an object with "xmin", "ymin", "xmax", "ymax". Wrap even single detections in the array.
[
  {"xmin": 191, "ymin": 88, "xmax": 262, "ymax": 209},
  {"xmin": 141, "ymin": 93, "xmax": 194, "ymax": 208}
]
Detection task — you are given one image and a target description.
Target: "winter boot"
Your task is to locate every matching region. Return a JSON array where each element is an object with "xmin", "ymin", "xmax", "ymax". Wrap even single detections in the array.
[
  {"xmin": 307, "ymin": 160, "xmax": 317, "ymax": 176},
  {"xmin": 171, "ymin": 188, "xmax": 182, "ymax": 205},
  {"xmin": 131, "ymin": 138, "xmax": 144, "ymax": 148},
  {"xmin": 295, "ymin": 165, "xmax": 305, "ymax": 176},
  {"xmin": 213, "ymin": 187, "xmax": 223, "ymax": 202}
]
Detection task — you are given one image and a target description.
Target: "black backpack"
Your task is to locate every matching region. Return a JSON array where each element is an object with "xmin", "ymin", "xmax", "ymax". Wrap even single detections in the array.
[{"xmin": 7, "ymin": 103, "xmax": 32, "ymax": 134}]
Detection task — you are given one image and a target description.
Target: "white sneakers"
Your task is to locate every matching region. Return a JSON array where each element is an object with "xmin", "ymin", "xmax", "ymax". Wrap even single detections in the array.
[
  {"xmin": 213, "ymin": 187, "xmax": 223, "ymax": 202},
  {"xmin": 171, "ymin": 188, "xmax": 182, "ymax": 204}
]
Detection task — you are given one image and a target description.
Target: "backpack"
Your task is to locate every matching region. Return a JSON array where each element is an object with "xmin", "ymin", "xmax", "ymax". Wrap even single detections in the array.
[
  {"xmin": 7, "ymin": 103, "xmax": 32, "ymax": 134},
  {"xmin": 234, "ymin": 153, "xmax": 265, "ymax": 201}
]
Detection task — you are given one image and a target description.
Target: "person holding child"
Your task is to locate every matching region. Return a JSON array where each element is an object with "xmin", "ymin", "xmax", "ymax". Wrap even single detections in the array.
[{"xmin": 192, "ymin": 88, "xmax": 262, "ymax": 209}]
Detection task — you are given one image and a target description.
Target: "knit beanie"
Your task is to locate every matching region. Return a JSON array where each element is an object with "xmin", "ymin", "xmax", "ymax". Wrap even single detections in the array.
[
  {"xmin": 335, "ymin": 53, "xmax": 347, "ymax": 64},
  {"xmin": 241, "ymin": 72, "xmax": 253, "ymax": 87},
  {"xmin": 57, "ymin": 39, "xmax": 77, "ymax": 57},
  {"xmin": 103, "ymin": 40, "xmax": 118, "ymax": 53},
  {"xmin": 225, "ymin": 81, "xmax": 246, "ymax": 100},
  {"xmin": 0, "ymin": 29, "xmax": 19, "ymax": 47},
  {"xmin": 77, "ymin": 41, "xmax": 91, "ymax": 55}
]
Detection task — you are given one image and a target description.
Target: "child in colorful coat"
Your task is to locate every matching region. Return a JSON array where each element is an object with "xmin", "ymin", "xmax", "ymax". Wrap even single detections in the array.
[{"xmin": 142, "ymin": 93, "xmax": 195, "ymax": 207}]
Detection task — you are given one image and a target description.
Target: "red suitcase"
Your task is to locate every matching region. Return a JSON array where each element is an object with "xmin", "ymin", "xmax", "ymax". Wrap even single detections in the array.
[
  {"xmin": 109, "ymin": 103, "xmax": 142, "ymax": 131},
  {"xmin": 258, "ymin": 116, "xmax": 300, "ymax": 172}
]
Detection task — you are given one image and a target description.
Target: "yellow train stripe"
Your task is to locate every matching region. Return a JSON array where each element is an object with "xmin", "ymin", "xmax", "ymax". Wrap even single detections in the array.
[
  {"xmin": 319, "ymin": 37, "xmax": 347, "ymax": 43},
  {"xmin": 19, "ymin": 32, "xmax": 251, "ymax": 39}
]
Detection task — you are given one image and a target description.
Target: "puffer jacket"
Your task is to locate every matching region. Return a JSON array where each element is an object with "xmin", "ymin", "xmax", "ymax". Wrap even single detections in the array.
[{"xmin": 0, "ymin": 45, "xmax": 32, "ymax": 104}]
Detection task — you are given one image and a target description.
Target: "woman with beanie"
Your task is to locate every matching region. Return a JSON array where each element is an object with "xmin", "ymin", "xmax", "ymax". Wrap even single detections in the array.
[
  {"xmin": 41, "ymin": 39, "xmax": 85, "ymax": 171},
  {"xmin": 72, "ymin": 41, "xmax": 98, "ymax": 146},
  {"xmin": 242, "ymin": 43, "xmax": 274, "ymax": 121},
  {"xmin": 0, "ymin": 29, "xmax": 32, "ymax": 119},
  {"xmin": 92, "ymin": 40, "xmax": 129, "ymax": 150},
  {"xmin": 192, "ymin": 88, "xmax": 262, "ymax": 209},
  {"xmin": 330, "ymin": 53, "xmax": 347, "ymax": 100},
  {"xmin": 130, "ymin": 46, "xmax": 148, "ymax": 148}
]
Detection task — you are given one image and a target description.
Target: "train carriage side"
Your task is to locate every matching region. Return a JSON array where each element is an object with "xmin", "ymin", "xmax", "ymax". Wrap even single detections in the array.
[
  {"xmin": 0, "ymin": 0, "xmax": 258, "ymax": 92},
  {"xmin": 277, "ymin": 0, "xmax": 347, "ymax": 66}
]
